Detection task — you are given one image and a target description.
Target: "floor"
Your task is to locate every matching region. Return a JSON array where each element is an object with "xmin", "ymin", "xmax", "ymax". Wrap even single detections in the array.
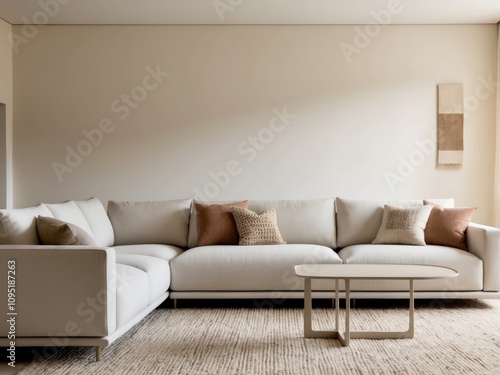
[{"xmin": 0, "ymin": 298, "xmax": 493, "ymax": 374}]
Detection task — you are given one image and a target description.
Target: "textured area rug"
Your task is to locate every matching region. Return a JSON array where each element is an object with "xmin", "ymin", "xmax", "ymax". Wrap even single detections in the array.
[{"xmin": 17, "ymin": 299, "xmax": 500, "ymax": 375}]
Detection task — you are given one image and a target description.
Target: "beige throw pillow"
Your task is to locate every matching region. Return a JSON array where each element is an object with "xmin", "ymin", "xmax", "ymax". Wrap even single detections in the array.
[
  {"xmin": 195, "ymin": 200, "xmax": 248, "ymax": 246},
  {"xmin": 372, "ymin": 205, "xmax": 433, "ymax": 246},
  {"xmin": 423, "ymin": 201, "xmax": 476, "ymax": 250},
  {"xmin": 37, "ymin": 216, "xmax": 97, "ymax": 246},
  {"xmin": 230, "ymin": 206, "xmax": 286, "ymax": 246}
]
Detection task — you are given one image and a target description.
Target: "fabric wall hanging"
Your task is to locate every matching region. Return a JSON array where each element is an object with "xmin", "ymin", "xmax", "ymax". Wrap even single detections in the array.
[{"xmin": 437, "ymin": 84, "xmax": 464, "ymax": 168}]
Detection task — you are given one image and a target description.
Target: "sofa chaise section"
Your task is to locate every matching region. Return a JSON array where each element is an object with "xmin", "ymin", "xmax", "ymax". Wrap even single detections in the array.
[{"xmin": 0, "ymin": 197, "xmax": 191, "ymax": 361}]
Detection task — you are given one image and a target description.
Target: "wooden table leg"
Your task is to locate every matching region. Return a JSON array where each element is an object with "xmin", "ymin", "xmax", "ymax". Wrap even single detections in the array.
[
  {"xmin": 335, "ymin": 279, "xmax": 339, "ymax": 331},
  {"xmin": 304, "ymin": 278, "xmax": 313, "ymax": 336},
  {"xmin": 339, "ymin": 279, "xmax": 350, "ymax": 346},
  {"xmin": 303, "ymin": 277, "xmax": 338, "ymax": 339},
  {"xmin": 409, "ymin": 279, "xmax": 414, "ymax": 338}
]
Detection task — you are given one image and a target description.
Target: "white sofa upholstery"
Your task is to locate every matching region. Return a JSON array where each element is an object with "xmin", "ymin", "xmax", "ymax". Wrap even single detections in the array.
[
  {"xmin": 171, "ymin": 244, "xmax": 342, "ymax": 292},
  {"xmin": 0, "ymin": 198, "xmax": 186, "ymax": 360},
  {"xmin": 170, "ymin": 197, "xmax": 497, "ymax": 300},
  {"xmin": 0, "ymin": 195, "xmax": 499, "ymax": 361},
  {"xmin": 187, "ymin": 198, "xmax": 337, "ymax": 248},
  {"xmin": 338, "ymin": 244, "xmax": 483, "ymax": 291},
  {"xmin": 107, "ymin": 199, "xmax": 191, "ymax": 246}
]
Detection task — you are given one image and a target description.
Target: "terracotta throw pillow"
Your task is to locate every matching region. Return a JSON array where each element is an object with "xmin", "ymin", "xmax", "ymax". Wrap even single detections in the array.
[
  {"xmin": 230, "ymin": 206, "xmax": 286, "ymax": 246},
  {"xmin": 372, "ymin": 205, "xmax": 433, "ymax": 246},
  {"xmin": 423, "ymin": 201, "xmax": 476, "ymax": 250},
  {"xmin": 36, "ymin": 216, "xmax": 96, "ymax": 246},
  {"xmin": 195, "ymin": 201, "xmax": 248, "ymax": 246}
]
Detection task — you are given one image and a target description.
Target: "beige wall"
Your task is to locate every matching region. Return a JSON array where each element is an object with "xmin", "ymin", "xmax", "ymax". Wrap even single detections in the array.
[
  {"xmin": 12, "ymin": 25, "xmax": 498, "ymax": 224},
  {"xmin": 0, "ymin": 18, "xmax": 12, "ymax": 209}
]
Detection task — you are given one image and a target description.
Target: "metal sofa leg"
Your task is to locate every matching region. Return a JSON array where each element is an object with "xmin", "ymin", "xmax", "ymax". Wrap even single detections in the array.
[{"xmin": 96, "ymin": 346, "xmax": 101, "ymax": 361}]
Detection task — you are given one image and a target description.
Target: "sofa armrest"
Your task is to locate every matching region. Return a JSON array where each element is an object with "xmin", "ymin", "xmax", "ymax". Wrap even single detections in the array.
[
  {"xmin": 466, "ymin": 223, "xmax": 500, "ymax": 291},
  {"xmin": 0, "ymin": 245, "xmax": 116, "ymax": 338}
]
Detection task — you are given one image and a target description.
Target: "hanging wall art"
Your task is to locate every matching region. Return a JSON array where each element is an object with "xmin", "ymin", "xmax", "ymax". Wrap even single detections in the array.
[{"xmin": 437, "ymin": 84, "xmax": 464, "ymax": 168}]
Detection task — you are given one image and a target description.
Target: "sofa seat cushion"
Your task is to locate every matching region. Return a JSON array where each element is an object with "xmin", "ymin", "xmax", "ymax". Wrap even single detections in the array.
[
  {"xmin": 116, "ymin": 254, "xmax": 170, "ymax": 303},
  {"xmin": 338, "ymin": 244, "xmax": 483, "ymax": 291},
  {"xmin": 115, "ymin": 264, "xmax": 149, "ymax": 328},
  {"xmin": 170, "ymin": 244, "xmax": 342, "ymax": 292},
  {"xmin": 113, "ymin": 244, "xmax": 183, "ymax": 262}
]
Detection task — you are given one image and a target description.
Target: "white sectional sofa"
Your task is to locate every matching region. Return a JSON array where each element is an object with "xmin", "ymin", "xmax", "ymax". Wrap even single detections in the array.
[
  {"xmin": 0, "ymin": 196, "xmax": 498, "ymax": 360},
  {"xmin": 0, "ymin": 198, "xmax": 189, "ymax": 361}
]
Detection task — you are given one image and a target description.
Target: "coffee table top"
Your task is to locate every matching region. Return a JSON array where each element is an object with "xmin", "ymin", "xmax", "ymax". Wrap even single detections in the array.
[{"xmin": 294, "ymin": 264, "xmax": 458, "ymax": 280}]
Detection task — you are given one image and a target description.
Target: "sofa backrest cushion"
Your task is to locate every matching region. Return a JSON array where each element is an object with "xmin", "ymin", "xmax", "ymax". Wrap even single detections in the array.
[
  {"xmin": 107, "ymin": 199, "xmax": 192, "ymax": 247},
  {"xmin": 0, "ymin": 204, "xmax": 54, "ymax": 244},
  {"xmin": 75, "ymin": 198, "xmax": 115, "ymax": 247},
  {"xmin": 188, "ymin": 198, "xmax": 337, "ymax": 248},
  {"xmin": 247, "ymin": 199, "xmax": 336, "ymax": 248},
  {"xmin": 44, "ymin": 198, "xmax": 113, "ymax": 247},
  {"xmin": 335, "ymin": 197, "xmax": 455, "ymax": 247},
  {"xmin": 45, "ymin": 201, "xmax": 94, "ymax": 237}
]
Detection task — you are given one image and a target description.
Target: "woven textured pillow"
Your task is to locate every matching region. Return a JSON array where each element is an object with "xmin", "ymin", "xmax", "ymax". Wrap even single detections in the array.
[
  {"xmin": 423, "ymin": 201, "xmax": 476, "ymax": 250},
  {"xmin": 37, "ymin": 216, "xmax": 96, "ymax": 246},
  {"xmin": 195, "ymin": 200, "xmax": 248, "ymax": 246},
  {"xmin": 372, "ymin": 205, "xmax": 433, "ymax": 246},
  {"xmin": 230, "ymin": 206, "xmax": 286, "ymax": 246}
]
